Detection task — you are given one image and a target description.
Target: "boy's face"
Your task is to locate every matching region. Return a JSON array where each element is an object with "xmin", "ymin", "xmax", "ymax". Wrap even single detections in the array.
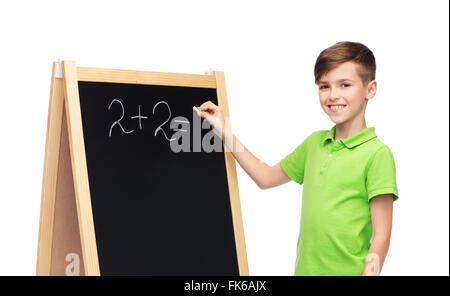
[{"xmin": 317, "ymin": 61, "xmax": 376, "ymax": 126}]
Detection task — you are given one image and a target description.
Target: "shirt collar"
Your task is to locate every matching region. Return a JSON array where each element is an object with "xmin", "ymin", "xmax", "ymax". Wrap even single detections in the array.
[{"xmin": 322, "ymin": 125, "xmax": 377, "ymax": 148}]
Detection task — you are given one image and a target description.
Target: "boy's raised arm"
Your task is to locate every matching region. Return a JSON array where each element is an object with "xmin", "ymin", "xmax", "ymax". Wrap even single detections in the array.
[{"xmin": 196, "ymin": 101, "xmax": 291, "ymax": 189}]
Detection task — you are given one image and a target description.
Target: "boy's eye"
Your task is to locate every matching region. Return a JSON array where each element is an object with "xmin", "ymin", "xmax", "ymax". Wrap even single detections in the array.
[{"xmin": 319, "ymin": 84, "xmax": 350, "ymax": 89}]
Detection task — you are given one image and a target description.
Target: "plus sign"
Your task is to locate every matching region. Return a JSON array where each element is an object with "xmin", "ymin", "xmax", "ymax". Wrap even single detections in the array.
[{"xmin": 131, "ymin": 105, "xmax": 148, "ymax": 130}]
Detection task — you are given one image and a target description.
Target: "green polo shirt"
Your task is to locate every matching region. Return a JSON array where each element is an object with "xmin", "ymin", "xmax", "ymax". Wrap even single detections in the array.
[{"xmin": 280, "ymin": 125, "xmax": 398, "ymax": 276}]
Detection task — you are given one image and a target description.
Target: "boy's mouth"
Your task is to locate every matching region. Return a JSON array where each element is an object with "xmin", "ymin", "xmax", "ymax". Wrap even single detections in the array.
[{"xmin": 327, "ymin": 104, "xmax": 347, "ymax": 113}]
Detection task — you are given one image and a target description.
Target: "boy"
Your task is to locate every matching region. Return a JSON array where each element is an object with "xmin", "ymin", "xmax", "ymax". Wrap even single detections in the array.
[{"xmin": 196, "ymin": 41, "xmax": 398, "ymax": 276}]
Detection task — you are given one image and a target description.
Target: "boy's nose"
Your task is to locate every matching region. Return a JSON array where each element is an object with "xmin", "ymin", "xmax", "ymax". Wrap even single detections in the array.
[{"xmin": 329, "ymin": 87, "xmax": 340, "ymax": 100}]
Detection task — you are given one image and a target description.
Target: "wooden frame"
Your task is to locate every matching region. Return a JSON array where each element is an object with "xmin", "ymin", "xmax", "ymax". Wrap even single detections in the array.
[
  {"xmin": 37, "ymin": 61, "xmax": 249, "ymax": 276},
  {"xmin": 36, "ymin": 62, "xmax": 64, "ymax": 275}
]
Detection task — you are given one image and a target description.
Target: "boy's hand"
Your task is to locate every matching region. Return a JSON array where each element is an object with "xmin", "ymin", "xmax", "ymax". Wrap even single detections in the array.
[{"xmin": 196, "ymin": 101, "xmax": 226, "ymax": 138}]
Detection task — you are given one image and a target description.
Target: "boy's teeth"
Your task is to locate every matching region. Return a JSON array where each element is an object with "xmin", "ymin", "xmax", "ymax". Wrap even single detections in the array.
[{"xmin": 330, "ymin": 105, "xmax": 345, "ymax": 110}]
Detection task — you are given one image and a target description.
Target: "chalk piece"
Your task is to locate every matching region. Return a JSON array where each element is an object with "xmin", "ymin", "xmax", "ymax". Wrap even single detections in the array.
[{"xmin": 193, "ymin": 106, "xmax": 199, "ymax": 114}]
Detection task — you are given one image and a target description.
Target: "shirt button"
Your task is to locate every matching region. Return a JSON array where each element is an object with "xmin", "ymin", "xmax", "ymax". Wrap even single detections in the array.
[{"xmin": 328, "ymin": 154, "xmax": 333, "ymax": 157}]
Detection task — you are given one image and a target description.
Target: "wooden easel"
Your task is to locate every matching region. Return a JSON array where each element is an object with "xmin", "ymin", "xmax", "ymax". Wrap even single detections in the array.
[{"xmin": 36, "ymin": 61, "xmax": 249, "ymax": 276}]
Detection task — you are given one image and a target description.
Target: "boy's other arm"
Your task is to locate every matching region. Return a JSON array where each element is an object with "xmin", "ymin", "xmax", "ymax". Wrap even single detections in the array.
[
  {"xmin": 362, "ymin": 194, "xmax": 394, "ymax": 276},
  {"xmin": 197, "ymin": 101, "xmax": 291, "ymax": 190}
]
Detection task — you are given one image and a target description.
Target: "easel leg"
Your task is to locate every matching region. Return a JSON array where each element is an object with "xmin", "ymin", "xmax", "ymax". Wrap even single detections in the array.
[{"xmin": 36, "ymin": 62, "xmax": 85, "ymax": 276}]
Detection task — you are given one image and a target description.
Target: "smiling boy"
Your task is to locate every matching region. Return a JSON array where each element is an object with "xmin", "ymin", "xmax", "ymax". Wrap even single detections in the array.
[{"xmin": 196, "ymin": 41, "xmax": 398, "ymax": 276}]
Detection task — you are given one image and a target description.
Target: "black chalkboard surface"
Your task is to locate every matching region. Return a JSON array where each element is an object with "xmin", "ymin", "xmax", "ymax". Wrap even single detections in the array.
[{"xmin": 77, "ymin": 81, "xmax": 239, "ymax": 275}]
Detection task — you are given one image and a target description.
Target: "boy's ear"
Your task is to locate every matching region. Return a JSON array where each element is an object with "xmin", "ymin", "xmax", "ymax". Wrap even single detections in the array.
[{"xmin": 366, "ymin": 80, "xmax": 377, "ymax": 100}]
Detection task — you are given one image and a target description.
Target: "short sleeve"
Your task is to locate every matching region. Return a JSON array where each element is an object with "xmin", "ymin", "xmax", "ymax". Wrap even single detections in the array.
[
  {"xmin": 280, "ymin": 133, "xmax": 313, "ymax": 185},
  {"xmin": 366, "ymin": 146, "xmax": 399, "ymax": 201}
]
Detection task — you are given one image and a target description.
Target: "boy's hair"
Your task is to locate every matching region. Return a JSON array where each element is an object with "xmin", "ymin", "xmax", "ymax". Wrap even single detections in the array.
[{"xmin": 314, "ymin": 41, "xmax": 376, "ymax": 85}]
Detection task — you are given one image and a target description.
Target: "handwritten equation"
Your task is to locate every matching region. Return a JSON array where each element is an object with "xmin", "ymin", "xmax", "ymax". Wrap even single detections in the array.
[
  {"xmin": 107, "ymin": 99, "xmax": 222, "ymax": 152},
  {"xmin": 108, "ymin": 99, "xmax": 181, "ymax": 141}
]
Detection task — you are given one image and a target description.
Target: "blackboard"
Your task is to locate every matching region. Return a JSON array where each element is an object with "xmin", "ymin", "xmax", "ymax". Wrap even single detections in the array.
[{"xmin": 77, "ymin": 81, "xmax": 239, "ymax": 275}]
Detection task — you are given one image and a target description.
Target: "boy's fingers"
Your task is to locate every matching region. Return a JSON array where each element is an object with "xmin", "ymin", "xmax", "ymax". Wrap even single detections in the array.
[
  {"xmin": 199, "ymin": 107, "xmax": 215, "ymax": 116},
  {"xmin": 197, "ymin": 110, "xmax": 209, "ymax": 118},
  {"xmin": 202, "ymin": 100, "xmax": 214, "ymax": 106},
  {"xmin": 196, "ymin": 101, "xmax": 221, "ymax": 120},
  {"xmin": 199, "ymin": 101, "xmax": 218, "ymax": 111}
]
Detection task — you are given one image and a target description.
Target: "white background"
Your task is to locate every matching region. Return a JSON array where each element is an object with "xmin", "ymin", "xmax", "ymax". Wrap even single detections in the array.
[{"xmin": 0, "ymin": 0, "xmax": 448, "ymax": 276}]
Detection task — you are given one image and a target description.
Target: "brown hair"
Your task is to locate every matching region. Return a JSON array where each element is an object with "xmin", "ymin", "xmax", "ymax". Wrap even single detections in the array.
[{"xmin": 314, "ymin": 41, "xmax": 376, "ymax": 85}]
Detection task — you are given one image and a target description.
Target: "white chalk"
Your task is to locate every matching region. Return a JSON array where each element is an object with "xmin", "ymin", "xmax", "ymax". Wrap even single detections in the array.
[{"xmin": 193, "ymin": 106, "xmax": 199, "ymax": 114}]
